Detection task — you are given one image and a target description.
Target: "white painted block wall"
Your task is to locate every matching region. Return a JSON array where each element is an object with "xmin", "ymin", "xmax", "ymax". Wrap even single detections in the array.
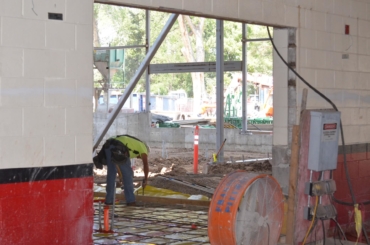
[
  {"xmin": 0, "ymin": 0, "xmax": 93, "ymax": 169},
  {"xmin": 115, "ymin": 0, "xmax": 370, "ymax": 145},
  {"xmin": 273, "ymin": 29, "xmax": 289, "ymax": 147},
  {"xmin": 295, "ymin": 1, "xmax": 370, "ymax": 145}
]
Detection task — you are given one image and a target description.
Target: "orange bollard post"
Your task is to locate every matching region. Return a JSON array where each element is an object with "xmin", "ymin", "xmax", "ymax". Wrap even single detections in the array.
[
  {"xmin": 103, "ymin": 205, "xmax": 110, "ymax": 231},
  {"xmin": 193, "ymin": 125, "xmax": 199, "ymax": 174}
]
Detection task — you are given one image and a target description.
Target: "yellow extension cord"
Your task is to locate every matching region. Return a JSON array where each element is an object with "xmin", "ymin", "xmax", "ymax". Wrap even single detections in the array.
[
  {"xmin": 354, "ymin": 204, "xmax": 362, "ymax": 245},
  {"xmin": 302, "ymin": 200, "xmax": 363, "ymax": 245},
  {"xmin": 302, "ymin": 196, "xmax": 319, "ymax": 245}
]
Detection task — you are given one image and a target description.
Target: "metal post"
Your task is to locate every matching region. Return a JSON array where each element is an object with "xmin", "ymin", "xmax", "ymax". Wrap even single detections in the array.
[
  {"xmin": 98, "ymin": 201, "xmax": 102, "ymax": 231},
  {"xmin": 107, "ymin": 44, "xmax": 111, "ymax": 113},
  {"xmin": 216, "ymin": 20, "xmax": 224, "ymax": 163},
  {"xmin": 308, "ymin": 170, "xmax": 313, "ymax": 206},
  {"xmin": 111, "ymin": 184, "xmax": 116, "ymax": 230},
  {"xmin": 145, "ymin": 10, "xmax": 151, "ymax": 113},
  {"xmin": 241, "ymin": 23, "xmax": 250, "ymax": 134},
  {"xmin": 93, "ymin": 14, "xmax": 179, "ymax": 151},
  {"xmin": 193, "ymin": 125, "xmax": 199, "ymax": 174}
]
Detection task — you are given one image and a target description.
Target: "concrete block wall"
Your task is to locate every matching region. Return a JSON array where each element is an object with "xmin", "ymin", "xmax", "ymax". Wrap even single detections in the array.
[
  {"xmin": 0, "ymin": 1, "xmax": 94, "ymax": 244},
  {"xmin": 295, "ymin": 1, "xmax": 370, "ymax": 146},
  {"xmin": 0, "ymin": 0, "xmax": 94, "ymax": 169},
  {"xmin": 94, "ymin": 112, "xmax": 272, "ymax": 154}
]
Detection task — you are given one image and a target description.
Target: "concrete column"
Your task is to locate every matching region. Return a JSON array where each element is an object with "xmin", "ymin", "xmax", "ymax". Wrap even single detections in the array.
[
  {"xmin": 241, "ymin": 23, "xmax": 248, "ymax": 133},
  {"xmin": 271, "ymin": 28, "xmax": 296, "ymax": 195}
]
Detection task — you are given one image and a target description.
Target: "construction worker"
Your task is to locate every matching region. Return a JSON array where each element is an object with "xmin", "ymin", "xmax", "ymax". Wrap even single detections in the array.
[{"xmin": 93, "ymin": 135, "xmax": 150, "ymax": 206}]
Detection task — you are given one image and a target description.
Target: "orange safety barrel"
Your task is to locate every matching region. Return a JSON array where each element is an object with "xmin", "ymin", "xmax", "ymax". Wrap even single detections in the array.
[{"xmin": 208, "ymin": 171, "xmax": 284, "ymax": 245}]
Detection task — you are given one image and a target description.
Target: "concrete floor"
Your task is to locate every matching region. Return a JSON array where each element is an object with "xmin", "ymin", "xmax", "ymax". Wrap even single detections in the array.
[
  {"xmin": 93, "ymin": 202, "xmax": 210, "ymax": 245},
  {"xmin": 92, "ymin": 200, "xmax": 363, "ymax": 245},
  {"xmin": 308, "ymin": 238, "xmax": 365, "ymax": 245},
  {"xmin": 278, "ymin": 239, "xmax": 363, "ymax": 245}
]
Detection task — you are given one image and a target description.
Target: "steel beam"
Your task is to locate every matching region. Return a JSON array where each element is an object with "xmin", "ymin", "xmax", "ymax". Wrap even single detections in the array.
[
  {"xmin": 246, "ymin": 38, "xmax": 270, "ymax": 42},
  {"xmin": 93, "ymin": 13, "xmax": 179, "ymax": 151},
  {"xmin": 94, "ymin": 45, "xmax": 146, "ymax": 50},
  {"xmin": 216, "ymin": 19, "xmax": 224, "ymax": 163},
  {"xmin": 145, "ymin": 10, "xmax": 151, "ymax": 112},
  {"xmin": 149, "ymin": 61, "xmax": 242, "ymax": 74}
]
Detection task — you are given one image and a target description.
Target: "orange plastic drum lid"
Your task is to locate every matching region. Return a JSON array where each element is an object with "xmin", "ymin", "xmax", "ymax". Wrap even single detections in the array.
[{"xmin": 208, "ymin": 171, "xmax": 284, "ymax": 245}]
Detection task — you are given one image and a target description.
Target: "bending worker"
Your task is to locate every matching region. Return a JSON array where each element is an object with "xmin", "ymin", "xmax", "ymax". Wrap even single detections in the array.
[{"xmin": 93, "ymin": 135, "xmax": 149, "ymax": 206}]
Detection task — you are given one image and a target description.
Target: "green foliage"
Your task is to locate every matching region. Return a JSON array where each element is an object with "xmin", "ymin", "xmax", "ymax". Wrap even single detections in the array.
[
  {"xmin": 94, "ymin": 4, "xmax": 272, "ymax": 97},
  {"xmin": 147, "ymin": 12, "xmax": 192, "ymax": 95},
  {"xmin": 247, "ymin": 25, "xmax": 273, "ymax": 75}
]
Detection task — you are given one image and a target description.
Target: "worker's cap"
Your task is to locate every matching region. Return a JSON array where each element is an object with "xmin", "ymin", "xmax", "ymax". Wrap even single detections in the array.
[{"xmin": 143, "ymin": 142, "xmax": 151, "ymax": 153}]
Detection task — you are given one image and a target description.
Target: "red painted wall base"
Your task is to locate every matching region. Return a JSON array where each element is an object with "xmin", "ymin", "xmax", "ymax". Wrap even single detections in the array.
[
  {"xmin": 333, "ymin": 152, "xmax": 370, "ymax": 226},
  {"xmin": 0, "ymin": 177, "xmax": 94, "ymax": 245}
]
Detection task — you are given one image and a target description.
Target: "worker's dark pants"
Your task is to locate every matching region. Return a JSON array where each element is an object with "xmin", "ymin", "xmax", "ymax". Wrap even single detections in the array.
[{"xmin": 105, "ymin": 145, "xmax": 135, "ymax": 204}]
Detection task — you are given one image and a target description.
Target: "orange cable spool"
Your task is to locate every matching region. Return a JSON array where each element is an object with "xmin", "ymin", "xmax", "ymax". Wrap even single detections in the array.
[{"xmin": 208, "ymin": 171, "xmax": 284, "ymax": 245}]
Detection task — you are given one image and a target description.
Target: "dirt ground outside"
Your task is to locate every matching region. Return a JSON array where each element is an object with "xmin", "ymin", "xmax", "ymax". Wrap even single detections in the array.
[{"xmin": 94, "ymin": 147, "xmax": 272, "ymax": 199}]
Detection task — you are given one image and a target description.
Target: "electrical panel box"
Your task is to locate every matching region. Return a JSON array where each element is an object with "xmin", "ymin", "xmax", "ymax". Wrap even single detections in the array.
[{"xmin": 307, "ymin": 110, "xmax": 341, "ymax": 171}]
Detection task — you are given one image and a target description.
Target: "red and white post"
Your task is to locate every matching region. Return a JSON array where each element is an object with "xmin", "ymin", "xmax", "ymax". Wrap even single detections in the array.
[{"xmin": 193, "ymin": 125, "xmax": 199, "ymax": 174}]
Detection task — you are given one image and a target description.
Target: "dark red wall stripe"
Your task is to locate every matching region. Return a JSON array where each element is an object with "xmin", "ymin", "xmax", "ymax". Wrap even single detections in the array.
[{"xmin": 0, "ymin": 163, "xmax": 93, "ymax": 184}]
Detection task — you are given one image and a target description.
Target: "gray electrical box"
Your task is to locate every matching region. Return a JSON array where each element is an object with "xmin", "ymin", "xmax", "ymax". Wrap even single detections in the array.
[{"xmin": 307, "ymin": 110, "xmax": 341, "ymax": 171}]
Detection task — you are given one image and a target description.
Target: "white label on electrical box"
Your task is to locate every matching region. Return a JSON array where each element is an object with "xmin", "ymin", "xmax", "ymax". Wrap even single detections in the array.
[{"xmin": 322, "ymin": 123, "xmax": 337, "ymax": 141}]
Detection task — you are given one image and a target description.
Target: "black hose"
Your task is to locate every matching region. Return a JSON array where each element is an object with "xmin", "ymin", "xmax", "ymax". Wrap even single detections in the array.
[
  {"xmin": 331, "ymin": 218, "xmax": 347, "ymax": 241},
  {"xmin": 321, "ymin": 219, "xmax": 326, "ymax": 245},
  {"xmin": 267, "ymin": 222, "xmax": 270, "ymax": 245},
  {"xmin": 266, "ymin": 26, "xmax": 370, "ymax": 244},
  {"xmin": 332, "ymin": 217, "xmax": 346, "ymax": 245},
  {"xmin": 331, "ymin": 195, "xmax": 370, "ymax": 206},
  {"xmin": 364, "ymin": 221, "xmax": 370, "ymax": 245}
]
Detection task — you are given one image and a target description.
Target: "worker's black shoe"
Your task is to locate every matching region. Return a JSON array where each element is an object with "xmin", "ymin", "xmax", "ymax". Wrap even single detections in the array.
[{"xmin": 126, "ymin": 202, "xmax": 136, "ymax": 207}]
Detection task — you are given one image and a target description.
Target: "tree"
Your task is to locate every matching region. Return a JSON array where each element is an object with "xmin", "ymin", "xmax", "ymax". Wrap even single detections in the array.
[
  {"xmin": 177, "ymin": 15, "xmax": 206, "ymax": 111},
  {"xmin": 93, "ymin": 4, "xmax": 272, "ymax": 111},
  {"xmin": 246, "ymin": 25, "xmax": 273, "ymax": 75},
  {"xmin": 149, "ymin": 12, "xmax": 193, "ymax": 96}
]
